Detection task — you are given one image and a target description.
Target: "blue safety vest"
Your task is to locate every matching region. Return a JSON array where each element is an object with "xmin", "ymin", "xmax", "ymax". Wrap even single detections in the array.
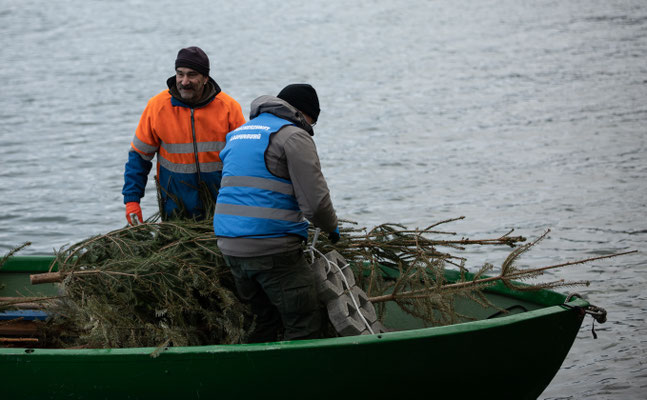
[{"xmin": 214, "ymin": 113, "xmax": 309, "ymax": 239}]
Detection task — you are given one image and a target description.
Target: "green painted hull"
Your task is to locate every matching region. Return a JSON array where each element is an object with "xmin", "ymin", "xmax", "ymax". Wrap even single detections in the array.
[{"xmin": 1, "ymin": 256, "xmax": 587, "ymax": 399}]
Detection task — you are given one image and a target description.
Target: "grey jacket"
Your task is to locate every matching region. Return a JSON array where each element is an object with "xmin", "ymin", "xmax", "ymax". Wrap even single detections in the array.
[{"xmin": 217, "ymin": 96, "xmax": 338, "ymax": 257}]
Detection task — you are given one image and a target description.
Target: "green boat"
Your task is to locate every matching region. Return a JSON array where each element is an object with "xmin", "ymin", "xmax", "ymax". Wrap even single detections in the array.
[{"xmin": 1, "ymin": 255, "xmax": 593, "ymax": 400}]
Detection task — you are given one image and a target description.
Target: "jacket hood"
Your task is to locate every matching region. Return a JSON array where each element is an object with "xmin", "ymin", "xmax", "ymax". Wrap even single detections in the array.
[
  {"xmin": 249, "ymin": 95, "xmax": 314, "ymax": 136},
  {"xmin": 166, "ymin": 76, "xmax": 221, "ymax": 108}
]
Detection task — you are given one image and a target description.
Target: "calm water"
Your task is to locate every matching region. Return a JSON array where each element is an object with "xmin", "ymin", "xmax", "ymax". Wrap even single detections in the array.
[{"xmin": 1, "ymin": 0, "xmax": 646, "ymax": 398}]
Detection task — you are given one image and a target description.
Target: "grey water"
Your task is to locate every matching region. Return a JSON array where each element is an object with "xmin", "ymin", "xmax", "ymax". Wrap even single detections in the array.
[{"xmin": 1, "ymin": 0, "xmax": 645, "ymax": 398}]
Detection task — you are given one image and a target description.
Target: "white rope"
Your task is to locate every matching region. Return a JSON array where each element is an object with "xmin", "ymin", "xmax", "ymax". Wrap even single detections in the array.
[
  {"xmin": 306, "ymin": 228, "xmax": 320, "ymax": 265},
  {"xmin": 308, "ymin": 228, "xmax": 375, "ymax": 335}
]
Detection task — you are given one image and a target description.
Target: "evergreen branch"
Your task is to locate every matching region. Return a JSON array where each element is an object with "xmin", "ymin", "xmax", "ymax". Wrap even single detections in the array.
[
  {"xmin": 0, "ymin": 242, "xmax": 32, "ymax": 269},
  {"xmin": 369, "ymin": 250, "xmax": 635, "ymax": 303}
]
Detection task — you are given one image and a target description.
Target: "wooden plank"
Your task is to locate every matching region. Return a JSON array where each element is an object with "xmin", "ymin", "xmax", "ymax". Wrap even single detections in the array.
[
  {"xmin": 0, "ymin": 320, "xmax": 39, "ymax": 336},
  {"xmin": 0, "ymin": 337, "xmax": 38, "ymax": 343}
]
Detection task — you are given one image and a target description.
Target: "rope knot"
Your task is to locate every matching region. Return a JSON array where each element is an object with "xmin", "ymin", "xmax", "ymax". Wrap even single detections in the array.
[{"xmin": 564, "ymin": 293, "xmax": 607, "ymax": 339}]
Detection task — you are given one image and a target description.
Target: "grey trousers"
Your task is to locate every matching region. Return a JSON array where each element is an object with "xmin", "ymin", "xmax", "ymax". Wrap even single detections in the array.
[{"xmin": 223, "ymin": 249, "xmax": 322, "ymax": 343}]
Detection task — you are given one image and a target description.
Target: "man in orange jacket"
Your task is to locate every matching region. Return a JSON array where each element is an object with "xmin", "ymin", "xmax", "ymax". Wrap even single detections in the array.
[{"xmin": 122, "ymin": 46, "xmax": 246, "ymax": 224}]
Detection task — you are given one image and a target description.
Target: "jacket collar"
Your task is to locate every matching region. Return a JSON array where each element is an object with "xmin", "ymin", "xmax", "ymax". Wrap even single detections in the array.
[{"xmin": 249, "ymin": 95, "xmax": 314, "ymax": 136}]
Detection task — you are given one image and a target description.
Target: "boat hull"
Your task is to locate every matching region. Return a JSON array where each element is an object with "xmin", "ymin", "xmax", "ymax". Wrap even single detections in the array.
[{"xmin": 0, "ymin": 256, "xmax": 587, "ymax": 399}]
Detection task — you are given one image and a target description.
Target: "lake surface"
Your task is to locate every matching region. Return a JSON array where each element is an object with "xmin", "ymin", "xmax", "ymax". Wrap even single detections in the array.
[{"xmin": 1, "ymin": 0, "xmax": 645, "ymax": 398}]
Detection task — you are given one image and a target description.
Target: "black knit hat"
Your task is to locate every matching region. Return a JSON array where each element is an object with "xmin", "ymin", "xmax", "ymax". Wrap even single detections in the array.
[
  {"xmin": 277, "ymin": 84, "xmax": 320, "ymax": 122},
  {"xmin": 175, "ymin": 46, "xmax": 210, "ymax": 77}
]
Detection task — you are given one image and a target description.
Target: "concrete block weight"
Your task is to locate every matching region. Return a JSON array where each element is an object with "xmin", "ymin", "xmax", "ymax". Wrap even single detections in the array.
[
  {"xmin": 351, "ymin": 286, "xmax": 377, "ymax": 324},
  {"xmin": 311, "ymin": 250, "xmax": 389, "ymax": 336},
  {"xmin": 324, "ymin": 250, "xmax": 356, "ymax": 288},
  {"xmin": 309, "ymin": 255, "xmax": 344, "ymax": 302},
  {"xmin": 371, "ymin": 321, "xmax": 388, "ymax": 334},
  {"xmin": 326, "ymin": 293, "xmax": 367, "ymax": 336},
  {"xmin": 358, "ymin": 321, "xmax": 389, "ymax": 335}
]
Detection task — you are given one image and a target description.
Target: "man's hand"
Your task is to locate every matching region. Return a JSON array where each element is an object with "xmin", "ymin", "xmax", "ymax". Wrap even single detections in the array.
[
  {"xmin": 328, "ymin": 226, "xmax": 340, "ymax": 244},
  {"xmin": 126, "ymin": 202, "xmax": 143, "ymax": 226}
]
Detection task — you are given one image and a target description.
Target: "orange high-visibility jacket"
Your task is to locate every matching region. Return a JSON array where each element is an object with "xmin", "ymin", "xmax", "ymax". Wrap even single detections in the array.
[{"xmin": 123, "ymin": 86, "xmax": 245, "ymax": 219}]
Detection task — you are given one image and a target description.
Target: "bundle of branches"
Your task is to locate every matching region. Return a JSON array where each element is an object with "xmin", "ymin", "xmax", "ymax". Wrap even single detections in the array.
[
  {"xmin": 39, "ymin": 219, "xmax": 253, "ymax": 349},
  {"xmin": 310, "ymin": 217, "xmax": 630, "ymax": 327},
  {"xmin": 26, "ymin": 215, "xmax": 632, "ymax": 348},
  {"xmin": 305, "ymin": 217, "xmax": 529, "ymax": 325}
]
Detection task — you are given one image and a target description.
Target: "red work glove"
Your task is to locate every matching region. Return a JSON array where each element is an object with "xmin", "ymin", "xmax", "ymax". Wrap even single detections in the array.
[{"xmin": 126, "ymin": 202, "xmax": 143, "ymax": 226}]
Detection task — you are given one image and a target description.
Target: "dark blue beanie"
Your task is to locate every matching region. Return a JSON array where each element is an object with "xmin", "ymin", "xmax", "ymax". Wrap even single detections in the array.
[{"xmin": 175, "ymin": 46, "xmax": 210, "ymax": 77}]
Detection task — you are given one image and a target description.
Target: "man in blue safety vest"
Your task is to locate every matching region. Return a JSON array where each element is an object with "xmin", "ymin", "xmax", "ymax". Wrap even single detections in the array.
[{"xmin": 214, "ymin": 84, "xmax": 339, "ymax": 342}]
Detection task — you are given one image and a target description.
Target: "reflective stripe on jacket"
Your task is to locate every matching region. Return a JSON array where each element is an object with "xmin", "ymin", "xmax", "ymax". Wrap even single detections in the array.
[
  {"xmin": 214, "ymin": 113, "xmax": 310, "ymax": 239},
  {"xmin": 123, "ymin": 85, "xmax": 245, "ymax": 219}
]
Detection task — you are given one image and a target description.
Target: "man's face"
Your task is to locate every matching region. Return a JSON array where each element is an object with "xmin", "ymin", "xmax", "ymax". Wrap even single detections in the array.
[{"xmin": 176, "ymin": 67, "xmax": 208, "ymax": 101}]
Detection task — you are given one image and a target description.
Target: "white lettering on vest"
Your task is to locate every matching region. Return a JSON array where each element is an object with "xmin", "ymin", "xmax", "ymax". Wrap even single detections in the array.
[
  {"xmin": 230, "ymin": 133, "xmax": 262, "ymax": 141},
  {"xmin": 233, "ymin": 125, "xmax": 271, "ymax": 132}
]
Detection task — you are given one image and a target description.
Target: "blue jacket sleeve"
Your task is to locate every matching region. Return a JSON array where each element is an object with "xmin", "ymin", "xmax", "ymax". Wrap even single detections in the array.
[{"xmin": 122, "ymin": 150, "xmax": 153, "ymax": 204}]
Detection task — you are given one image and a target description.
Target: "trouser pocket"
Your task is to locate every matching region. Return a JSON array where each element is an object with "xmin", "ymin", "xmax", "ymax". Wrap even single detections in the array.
[{"xmin": 274, "ymin": 255, "xmax": 321, "ymax": 340}]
